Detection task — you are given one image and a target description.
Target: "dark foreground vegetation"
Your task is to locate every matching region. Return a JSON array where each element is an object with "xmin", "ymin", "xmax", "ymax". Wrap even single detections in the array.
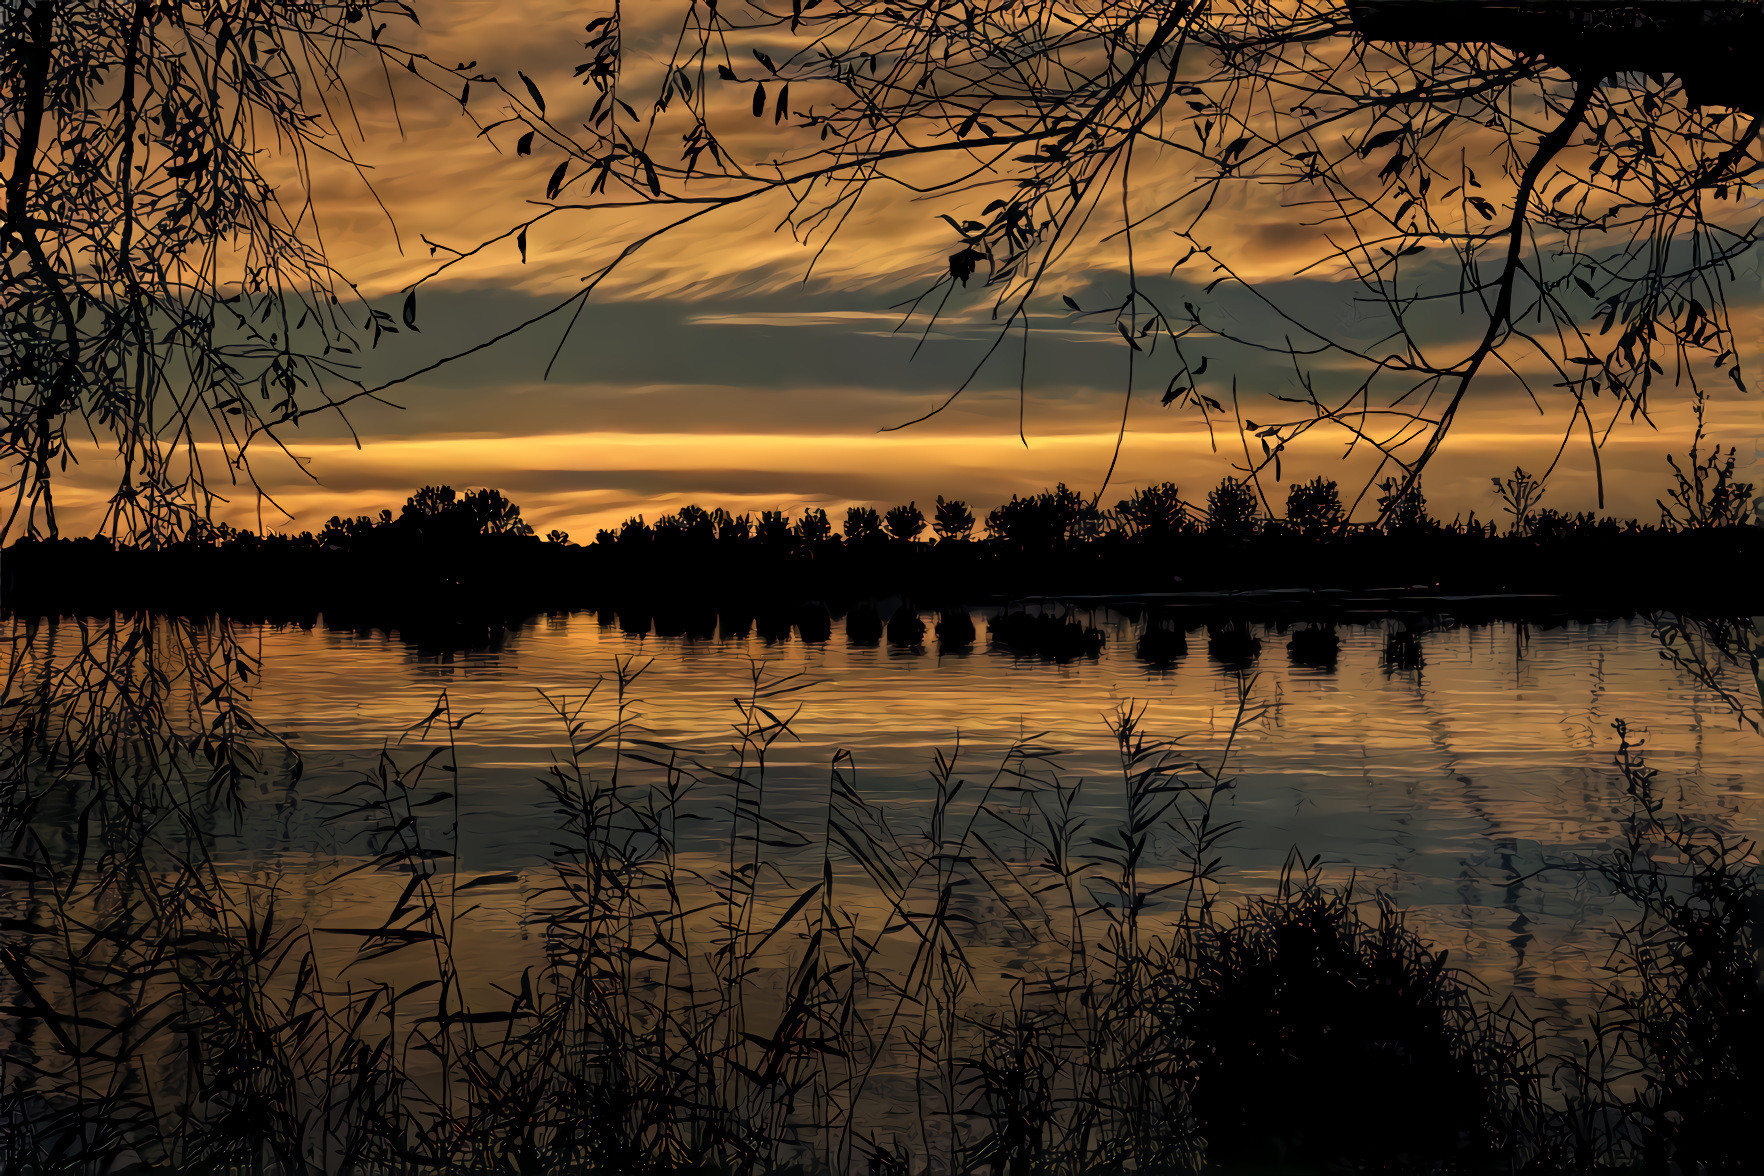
[
  {"xmin": 1, "ymin": 615, "xmax": 1761, "ymax": 1174},
  {"xmin": 6, "ymin": 465, "xmax": 1761, "ymax": 624}
]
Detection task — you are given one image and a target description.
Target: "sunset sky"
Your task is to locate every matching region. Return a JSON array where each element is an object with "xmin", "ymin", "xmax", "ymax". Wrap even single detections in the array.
[{"xmin": 51, "ymin": 1, "xmax": 1764, "ymax": 539}]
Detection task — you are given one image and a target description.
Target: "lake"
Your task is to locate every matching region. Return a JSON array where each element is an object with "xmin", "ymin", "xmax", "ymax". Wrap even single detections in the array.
[
  {"xmin": 13, "ymin": 605, "xmax": 1756, "ymax": 1019},
  {"xmin": 5, "ymin": 603, "xmax": 1762, "ymax": 1169}
]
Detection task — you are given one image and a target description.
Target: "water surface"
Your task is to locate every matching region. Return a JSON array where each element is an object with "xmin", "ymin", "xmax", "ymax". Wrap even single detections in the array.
[{"xmin": 17, "ymin": 607, "xmax": 1763, "ymax": 1019}]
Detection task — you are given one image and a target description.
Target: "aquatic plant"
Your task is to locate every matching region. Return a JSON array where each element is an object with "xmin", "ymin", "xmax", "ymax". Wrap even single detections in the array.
[
  {"xmin": 1594, "ymin": 721, "xmax": 1764, "ymax": 1174},
  {"xmin": 0, "ymin": 620, "xmax": 1759, "ymax": 1174}
]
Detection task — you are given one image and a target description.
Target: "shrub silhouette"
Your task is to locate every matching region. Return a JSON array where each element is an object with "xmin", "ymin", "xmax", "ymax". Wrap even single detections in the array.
[
  {"xmin": 1175, "ymin": 877, "xmax": 1508, "ymax": 1171},
  {"xmin": 616, "ymin": 515, "xmax": 652, "ymax": 548},
  {"xmin": 12, "ymin": 471, "xmax": 1758, "ymax": 624},
  {"xmin": 1493, "ymin": 467, "xmax": 1547, "ymax": 535},
  {"xmin": 317, "ymin": 513, "xmax": 376, "ymax": 547},
  {"xmin": 716, "ymin": 508, "xmax": 753, "ymax": 542},
  {"xmin": 1601, "ymin": 726, "xmax": 1764, "ymax": 1174},
  {"xmin": 671, "ymin": 504, "xmax": 717, "ymax": 544},
  {"xmin": 1658, "ymin": 413, "xmax": 1758, "ymax": 530}
]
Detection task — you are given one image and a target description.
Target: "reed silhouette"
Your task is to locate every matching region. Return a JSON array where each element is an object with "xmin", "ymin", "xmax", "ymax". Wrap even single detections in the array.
[{"xmin": 2, "ymin": 617, "xmax": 1759, "ymax": 1173}]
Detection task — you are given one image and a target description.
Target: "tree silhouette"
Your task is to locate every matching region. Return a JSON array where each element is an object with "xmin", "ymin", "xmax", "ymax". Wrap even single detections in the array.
[
  {"xmin": 716, "ymin": 508, "xmax": 755, "ymax": 542},
  {"xmin": 1116, "ymin": 482, "xmax": 1198, "ymax": 544},
  {"xmin": 398, "ymin": 485, "xmax": 534, "ymax": 541},
  {"xmin": 932, "ymin": 495, "xmax": 976, "ymax": 542},
  {"xmin": 12, "ymin": 2, "xmax": 1761, "ymax": 543},
  {"xmin": 1207, "ymin": 478, "xmax": 1262, "ymax": 540},
  {"xmin": 986, "ymin": 483, "xmax": 1102, "ymax": 552},
  {"xmin": 1375, "ymin": 477, "xmax": 1435, "ymax": 536},
  {"xmin": 795, "ymin": 507, "xmax": 832, "ymax": 544},
  {"xmin": 843, "ymin": 505, "xmax": 883, "ymax": 543},
  {"xmin": 757, "ymin": 508, "xmax": 792, "ymax": 546},
  {"xmin": 1285, "ymin": 478, "xmax": 1346, "ymax": 539},
  {"xmin": 884, "ymin": 501, "xmax": 927, "ymax": 543},
  {"xmin": 1, "ymin": 1, "xmax": 450, "ymax": 543}
]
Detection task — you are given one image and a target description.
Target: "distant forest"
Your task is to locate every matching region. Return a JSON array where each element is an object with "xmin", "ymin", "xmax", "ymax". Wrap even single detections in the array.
[{"xmin": 7, "ymin": 462, "xmax": 1760, "ymax": 620}]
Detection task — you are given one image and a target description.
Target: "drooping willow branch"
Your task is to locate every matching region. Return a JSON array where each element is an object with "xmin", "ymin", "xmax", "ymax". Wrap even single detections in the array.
[
  {"xmin": 0, "ymin": 1, "xmax": 462, "ymax": 544},
  {"xmin": 392, "ymin": 0, "xmax": 1761, "ymax": 524}
]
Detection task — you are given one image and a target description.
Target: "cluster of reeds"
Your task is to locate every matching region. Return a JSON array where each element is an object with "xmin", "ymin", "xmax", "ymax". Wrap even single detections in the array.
[{"xmin": 0, "ymin": 615, "xmax": 1759, "ymax": 1174}]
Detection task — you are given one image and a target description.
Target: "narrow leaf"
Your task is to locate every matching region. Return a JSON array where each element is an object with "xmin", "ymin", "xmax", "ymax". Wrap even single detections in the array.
[{"xmin": 518, "ymin": 70, "xmax": 546, "ymax": 114}]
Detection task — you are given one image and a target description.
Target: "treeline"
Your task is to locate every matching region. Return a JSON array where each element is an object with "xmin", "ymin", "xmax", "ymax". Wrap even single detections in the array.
[
  {"xmin": 567, "ymin": 470, "xmax": 1759, "ymax": 612},
  {"xmin": 583, "ymin": 471, "xmax": 1701, "ymax": 553},
  {"xmin": 161, "ymin": 467, "xmax": 1760, "ymax": 553},
  {"xmin": 4, "ymin": 471, "xmax": 1760, "ymax": 617}
]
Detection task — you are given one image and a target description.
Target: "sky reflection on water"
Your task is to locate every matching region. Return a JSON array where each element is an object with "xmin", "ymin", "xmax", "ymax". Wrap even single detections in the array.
[{"xmin": 24, "ymin": 609, "xmax": 1762, "ymax": 1022}]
